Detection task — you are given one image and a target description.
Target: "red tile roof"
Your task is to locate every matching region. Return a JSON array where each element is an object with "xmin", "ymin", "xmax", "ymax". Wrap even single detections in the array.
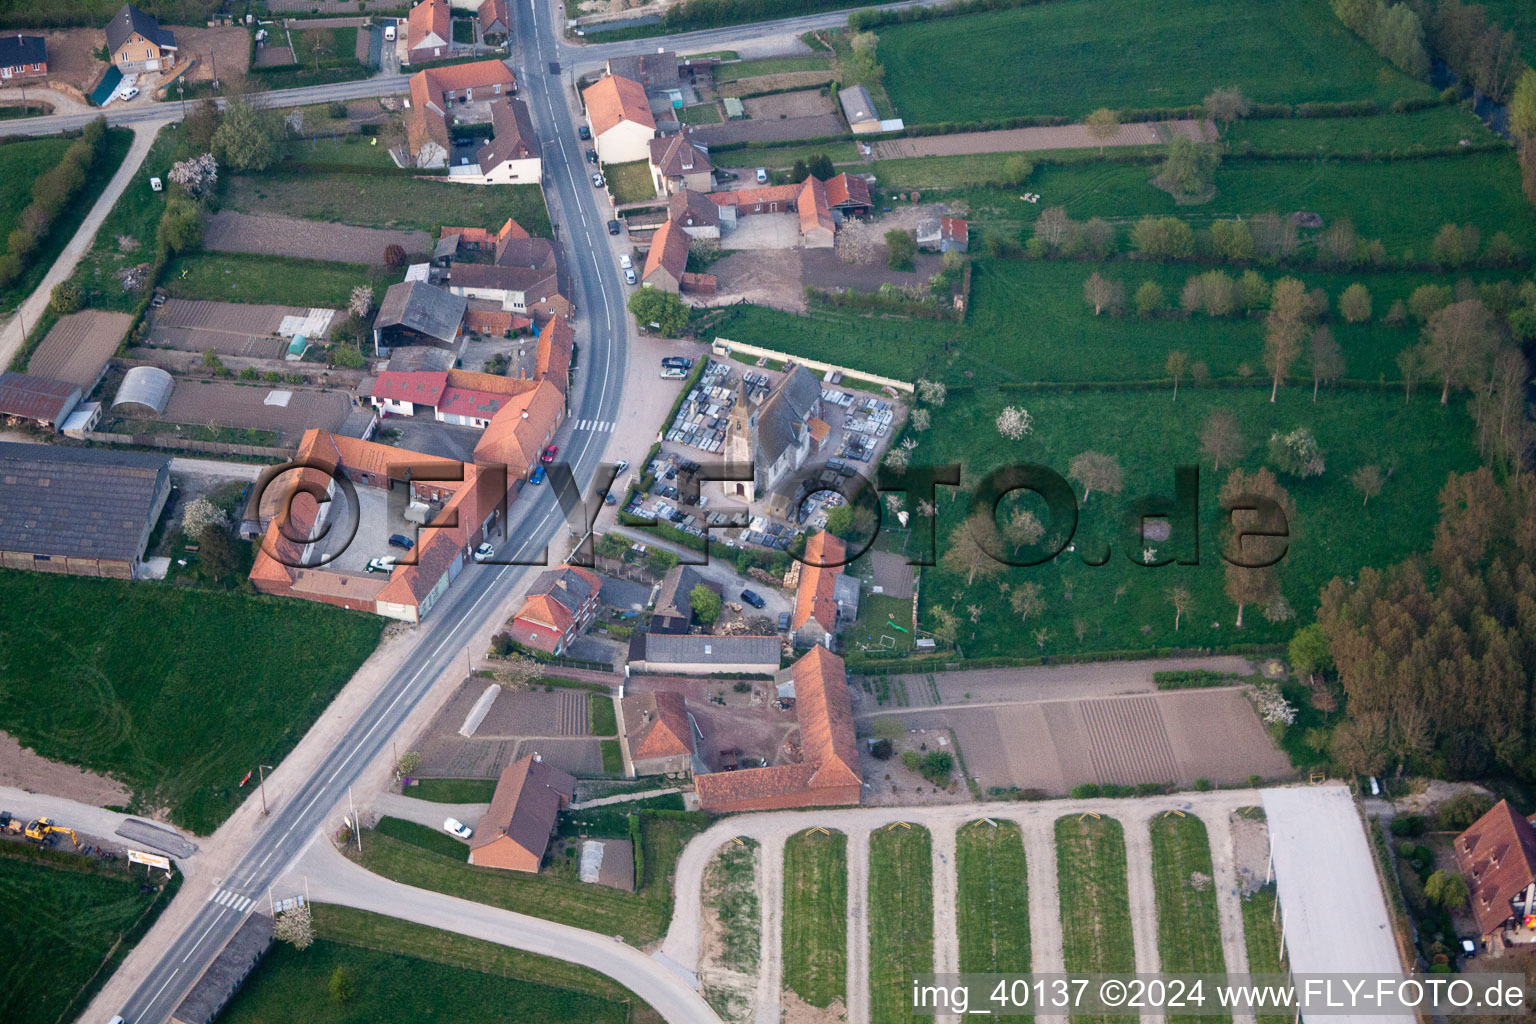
[
  {"xmin": 798, "ymin": 176, "xmax": 833, "ymax": 237},
  {"xmin": 470, "ymin": 754, "xmax": 574, "ymax": 861},
  {"xmin": 629, "ymin": 691, "xmax": 694, "ymax": 760},
  {"xmin": 582, "ymin": 74, "xmax": 655, "ymax": 138},
  {"xmin": 373, "ymin": 370, "xmax": 447, "ymax": 406},
  {"xmin": 407, "ymin": 61, "xmax": 517, "ymax": 156},
  {"xmin": 535, "ymin": 316, "xmax": 572, "ymax": 392},
  {"xmin": 643, "ymin": 218, "xmax": 689, "ymax": 286},
  {"xmin": 477, "ymin": 0, "xmax": 509, "ymax": 31},
  {"xmin": 473, "ymin": 378, "xmax": 564, "ymax": 472},
  {"xmin": 793, "ymin": 531, "xmax": 843, "ymax": 633},
  {"xmin": 942, "ymin": 217, "xmax": 968, "ymax": 246},
  {"xmin": 708, "ymin": 182, "xmax": 802, "ymax": 209},
  {"xmin": 406, "ymin": 0, "xmax": 450, "ymax": 51},
  {"xmin": 1456, "ymin": 799, "xmax": 1536, "ymax": 938},
  {"xmin": 824, "ymin": 172, "xmax": 871, "ymax": 210}
]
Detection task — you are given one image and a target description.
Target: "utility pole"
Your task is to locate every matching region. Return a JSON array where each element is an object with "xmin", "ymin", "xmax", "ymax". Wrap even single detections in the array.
[{"xmin": 257, "ymin": 763, "xmax": 274, "ymax": 815}]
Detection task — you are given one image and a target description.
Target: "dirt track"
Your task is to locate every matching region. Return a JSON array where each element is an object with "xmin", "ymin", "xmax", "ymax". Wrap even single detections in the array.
[{"xmin": 203, "ymin": 210, "xmax": 430, "ymax": 264}]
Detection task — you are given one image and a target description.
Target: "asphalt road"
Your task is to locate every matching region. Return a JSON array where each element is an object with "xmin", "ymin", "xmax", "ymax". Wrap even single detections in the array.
[{"xmin": 112, "ymin": 8, "xmax": 630, "ymax": 1023}]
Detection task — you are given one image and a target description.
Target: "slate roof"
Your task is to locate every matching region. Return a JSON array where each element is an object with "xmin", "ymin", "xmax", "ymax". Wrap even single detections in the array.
[
  {"xmin": 0, "ymin": 441, "xmax": 168, "ymax": 562},
  {"xmin": 106, "ymin": 4, "xmax": 175, "ymax": 55},
  {"xmin": 636, "ymin": 632, "xmax": 780, "ymax": 667},
  {"xmin": 606, "ymin": 51, "xmax": 677, "ymax": 89},
  {"xmin": 0, "ymin": 371, "xmax": 80, "ymax": 424},
  {"xmin": 0, "ymin": 35, "xmax": 46, "ymax": 68},
  {"xmin": 375, "ymin": 281, "xmax": 466, "ymax": 345},
  {"xmin": 471, "ymin": 754, "xmax": 575, "ymax": 862},
  {"xmin": 839, "ymin": 83, "xmax": 877, "ymax": 125},
  {"xmin": 649, "ymin": 134, "xmax": 712, "ymax": 179},
  {"xmin": 477, "ymin": 97, "xmax": 540, "ymax": 170},
  {"xmin": 748, "ymin": 364, "xmax": 821, "ymax": 474},
  {"xmin": 448, "ymin": 261, "xmax": 558, "ymax": 299},
  {"xmin": 1456, "ymin": 799, "xmax": 1536, "ymax": 938},
  {"xmin": 626, "ymin": 691, "xmax": 694, "ymax": 760},
  {"xmin": 668, "ymin": 188, "xmax": 719, "ymax": 228},
  {"xmin": 651, "ymin": 564, "xmax": 711, "ymax": 634}
]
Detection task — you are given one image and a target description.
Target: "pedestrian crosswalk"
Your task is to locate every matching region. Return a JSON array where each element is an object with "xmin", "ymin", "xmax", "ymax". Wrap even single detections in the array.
[
  {"xmin": 574, "ymin": 419, "xmax": 614, "ymax": 432},
  {"xmin": 208, "ymin": 888, "xmax": 254, "ymax": 913}
]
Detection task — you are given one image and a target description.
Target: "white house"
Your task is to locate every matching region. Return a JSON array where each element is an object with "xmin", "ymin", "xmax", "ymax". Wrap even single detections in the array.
[{"xmin": 582, "ymin": 74, "xmax": 655, "ymax": 166}]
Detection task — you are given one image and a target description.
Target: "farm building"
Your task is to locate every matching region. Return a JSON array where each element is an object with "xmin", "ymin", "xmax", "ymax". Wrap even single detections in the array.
[
  {"xmin": 641, "ymin": 219, "xmax": 689, "ymax": 293},
  {"xmin": 106, "ymin": 3, "xmax": 175, "ymax": 73},
  {"xmin": 113, "ymin": 366, "xmax": 174, "ymax": 415},
  {"xmin": 0, "ymin": 34, "xmax": 47, "ymax": 79},
  {"xmin": 506, "ymin": 564, "xmax": 602, "ymax": 655},
  {"xmin": 668, "ymin": 189, "xmax": 720, "ymax": 240},
  {"xmin": 793, "ymin": 530, "xmax": 858, "ymax": 647},
  {"xmin": 0, "ymin": 442, "xmax": 170, "ymax": 579},
  {"xmin": 839, "ymin": 84, "xmax": 880, "ymax": 134},
  {"xmin": 620, "ymin": 691, "xmax": 697, "ymax": 777},
  {"xmin": 627, "ymin": 632, "xmax": 781, "ymax": 675},
  {"xmin": 695, "ymin": 647, "xmax": 861, "ymax": 812},
  {"xmin": 469, "ymin": 754, "xmax": 575, "ymax": 872},
  {"xmin": 373, "ymin": 281, "xmax": 467, "ymax": 355},
  {"xmin": 825, "ymin": 173, "xmax": 873, "ymax": 219},
  {"xmin": 708, "ymin": 176, "xmax": 835, "ymax": 249},
  {"xmin": 0, "ymin": 371, "xmax": 81, "ymax": 431},
  {"xmin": 582, "ymin": 74, "xmax": 656, "ymax": 165}
]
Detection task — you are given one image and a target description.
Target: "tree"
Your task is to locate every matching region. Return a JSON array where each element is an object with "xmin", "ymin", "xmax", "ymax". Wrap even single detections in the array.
[
  {"xmin": 348, "ymin": 285, "xmax": 374, "ymax": 319},
  {"xmin": 1308, "ymin": 326, "xmax": 1345, "ymax": 402},
  {"xmin": 885, "ymin": 228, "xmax": 915, "ymax": 270},
  {"xmin": 1153, "ymin": 135, "xmax": 1219, "ymax": 200},
  {"xmin": 1165, "ymin": 585, "xmax": 1192, "ymax": 630},
  {"xmin": 1199, "ymin": 409, "xmax": 1245, "ymax": 471},
  {"xmin": 1010, "ymin": 581, "xmax": 1045, "ymax": 622},
  {"xmin": 395, "ymin": 751, "xmax": 422, "ymax": 777},
  {"xmin": 1034, "ymin": 206, "xmax": 1072, "ymax": 252},
  {"xmin": 1512, "ymin": 68, "xmax": 1536, "ymax": 144},
  {"xmin": 197, "ymin": 523, "xmax": 242, "ymax": 582},
  {"xmin": 212, "ymin": 99, "xmax": 282, "ymax": 173},
  {"xmin": 1407, "ymin": 283, "xmax": 1451, "ymax": 322},
  {"xmin": 1134, "ymin": 280, "xmax": 1165, "ymax": 317},
  {"xmin": 1068, "ymin": 450, "xmax": 1123, "ymax": 502},
  {"xmin": 1351, "ymin": 464, "xmax": 1384, "ymax": 506},
  {"xmin": 1338, "ymin": 282, "xmax": 1372, "ymax": 323},
  {"xmin": 1329, "ymin": 711, "xmax": 1389, "ymax": 777},
  {"xmin": 274, "ymin": 903, "xmax": 314, "ymax": 950},
  {"xmin": 491, "ymin": 654, "xmax": 542, "ymax": 691},
  {"xmin": 994, "ymin": 404, "xmax": 1035, "ymax": 441},
  {"xmin": 916, "ymin": 378, "xmax": 947, "ymax": 406},
  {"xmin": 1396, "ymin": 347, "xmax": 1422, "ymax": 403},
  {"xmin": 1084, "ymin": 107, "xmax": 1120, "ymax": 154},
  {"xmin": 1081, "ymin": 217, "xmax": 1115, "ymax": 258},
  {"xmin": 941, "ymin": 512, "xmax": 1005, "ymax": 587},
  {"xmin": 1420, "ymin": 299, "xmax": 1496, "ymax": 404},
  {"xmin": 1131, "ymin": 216, "xmax": 1195, "ymax": 259},
  {"xmin": 1203, "ymin": 86, "xmax": 1251, "ymax": 130},
  {"xmin": 1166, "ymin": 350, "xmax": 1188, "ymax": 401},
  {"xmin": 1250, "ymin": 211, "xmax": 1298, "ymax": 263},
  {"xmin": 48, "ymin": 281, "xmax": 82, "ymax": 314},
  {"xmin": 1288, "ymin": 623, "xmax": 1332, "ymax": 683},
  {"xmin": 329, "ymin": 965, "xmax": 356, "ymax": 1003},
  {"xmin": 689, "ymin": 583, "xmax": 722, "ymax": 624},
  {"xmin": 383, "ymin": 243, "xmax": 407, "ymax": 267},
  {"xmin": 1003, "ymin": 508, "xmax": 1044, "ymax": 548},
  {"xmin": 168, "ymin": 153, "xmax": 219, "ymax": 199},
  {"xmin": 1318, "ymin": 218, "xmax": 1358, "ymax": 268},
  {"xmin": 1219, "ymin": 467, "xmax": 1292, "ymax": 628},
  {"xmin": 1424, "ymin": 869, "xmax": 1470, "ymax": 910},
  {"xmin": 1264, "ymin": 277, "xmax": 1309, "ymax": 401},
  {"xmin": 1083, "ymin": 271, "xmax": 1122, "ymax": 315},
  {"xmin": 158, "ymin": 198, "xmax": 203, "ymax": 254},
  {"xmin": 627, "ymin": 287, "xmax": 689, "ymax": 335},
  {"xmin": 1002, "ymin": 155, "xmax": 1034, "ymax": 187},
  {"xmin": 1210, "ymin": 219, "xmax": 1255, "ymax": 262},
  {"xmin": 184, "ymin": 98, "xmax": 223, "ymax": 150},
  {"xmin": 807, "ymin": 153, "xmax": 835, "ymax": 180},
  {"xmin": 848, "ymin": 30, "xmax": 883, "ymax": 84},
  {"xmin": 1268, "ymin": 427, "xmax": 1326, "ymax": 478},
  {"xmin": 182, "ymin": 497, "xmax": 228, "ymax": 538}
]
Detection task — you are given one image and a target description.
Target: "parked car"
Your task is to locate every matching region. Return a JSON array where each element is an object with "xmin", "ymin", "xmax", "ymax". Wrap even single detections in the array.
[
  {"xmin": 591, "ymin": 172, "xmax": 605, "ymax": 188},
  {"xmin": 366, "ymin": 556, "xmax": 396, "ymax": 573},
  {"xmin": 1461, "ymin": 938, "xmax": 1478, "ymax": 958},
  {"xmin": 607, "ymin": 219, "xmax": 622, "ymax": 235},
  {"xmin": 443, "ymin": 817, "xmax": 473, "ymax": 840},
  {"xmin": 473, "ymin": 542, "xmax": 495, "ymax": 562},
  {"xmin": 778, "ymin": 611, "xmax": 791, "ymax": 631},
  {"xmin": 613, "ymin": 459, "xmax": 629, "ymax": 474},
  {"xmin": 578, "ymin": 125, "xmax": 591, "ymax": 140},
  {"xmin": 122, "ymin": 86, "xmax": 140, "ymax": 101},
  {"xmin": 661, "ymin": 356, "xmax": 692, "ymax": 370},
  {"xmin": 625, "ymin": 268, "xmax": 637, "ymax": 285},
  {"xmin": 530, "ymin": 464, "xmax": 546, "ymax": 484},
  {"xmin": 388, "ymin": 533, "xmax": 414, "ymax": 550},
  {"xmin": 741, "ymin": 589, "xmax": 766, "ymax": 609},
  {"xmin": 619, "ymin": 253, "xmax": 633, "ymax": 270},
  {"xmin": 660, "ymin": 366, "xmax": 687, "ymax": 379},
  {"xmin": 604, "ymin": 492, "xmax": 618, "ymax": 506},
  {"xmin": 541, "ymin": 444, "xmax": 558, "ymax": 463},
  {"xmin": 755, "ymin": 167, "xmax": 768, "ymax": 184},
  {"xmin": 586, "ymin": 149, "xmax": 598, "ymax": 163}
]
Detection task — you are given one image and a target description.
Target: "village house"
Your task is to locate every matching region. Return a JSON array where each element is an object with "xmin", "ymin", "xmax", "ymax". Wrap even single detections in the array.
[
  {"xmin": 477, "ymin": 0, "xmax": 510, "ymax": 43},
  {"xmin": 721, "ymin": 363, "xmax": 826, "ymax": 503},
  {"xmin": 667, "ymin": 189, "xmax": 720, "ymax": 240},
  {"xmin": 620, "ymin": 691, "xmax": 697, "ymax": 777},
  {"xmin": 469, "ymin": 754, "xmax": 575, "ymax": 872},
  {"xmin": 444, "ymin": 235, "xmax": 560, "ymax": 313},
  {"xmin": 605, "ymin": 51, "xmax": 678, "ymax": 90},
  {"xmin": 471, "ymin": 98, "xmax": 542, "ymax": 184},
  {"xmin": 648, "ymin": 133, "xmax": 713, "ymax": 196},
  {"xmin": 695, "ymin": 647, "xmax": 862, "ymax": 812},
  {"xmin": 1455, "ymin": 799, "xmax": 1536, "ymax": 949},
  {"xmin": 370, "ymin": 368, "xmax": 552, "ymax": 428},
  {"xmin": 405, "ymin": 61, "xmax": 517, "ymax": 169},
  {"xmin": 641, "ymin": 218, "xmax": 689, "ymax": 294},
  {"xmin": 627, "ymin": 633, "xmax": 781, "ymax": 675},
  {"xmin": 649, "ymin": 564, "xmax": 718, "ymax": 634},
  {"xmin": 793, "ymin": 531, "xmax": 859, "ymax": 647},
  {"xmin": 506, "ymin": 564, "xmax": 603, "ymax": 656},
  {"xmin": 106, "ymin": 3, "xmax": 176, "ymax": 73},
  {"xmin": 582, "ymin": 73, "xmax": 656, "ymax": 165},
  {"xmin": 405, "ymin": 0, "xmax": 452, "ymax": 64},
  {"xmin": 0, "ymin": 35, "xmax": 47, "ymax": 80}
]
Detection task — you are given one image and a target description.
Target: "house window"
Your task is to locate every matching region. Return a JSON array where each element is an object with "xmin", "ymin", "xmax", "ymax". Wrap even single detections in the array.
[
  {"xmin": 493, "ymin": 84, "xmax": 501, "ymax": 95},
  {"xmin": 33, "ymin": 554, "xmax": 50, "ymax": 561}
]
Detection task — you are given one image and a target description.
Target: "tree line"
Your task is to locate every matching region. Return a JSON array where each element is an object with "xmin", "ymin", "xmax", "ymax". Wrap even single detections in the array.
[{"xmin": 1, "ymin": 118, "xmax": 108, "ymax": 290}]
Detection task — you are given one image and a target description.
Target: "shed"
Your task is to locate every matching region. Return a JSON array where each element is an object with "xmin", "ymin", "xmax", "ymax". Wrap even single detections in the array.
[
  {"xmin": 0, "ymin": 371, "xmax": 82, "ymax": 429},
  {"xmin": 113, "ymin": 365, "xmax": 174, "ymax": 415},
  {"xmin": 723, "ymin": 97, "xmax": 744, "ymax": 119}
]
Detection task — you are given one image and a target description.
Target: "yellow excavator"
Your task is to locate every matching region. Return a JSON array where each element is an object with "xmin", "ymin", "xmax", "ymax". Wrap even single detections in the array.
[{"xmin": 24, "ymin": 818, "xmax": 79, "ymax": 848}]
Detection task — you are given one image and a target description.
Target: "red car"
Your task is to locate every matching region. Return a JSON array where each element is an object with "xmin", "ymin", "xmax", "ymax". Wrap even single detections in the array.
[{"xmin": 541, "ymin": 445, "xmax": 558, "ymax": 463}]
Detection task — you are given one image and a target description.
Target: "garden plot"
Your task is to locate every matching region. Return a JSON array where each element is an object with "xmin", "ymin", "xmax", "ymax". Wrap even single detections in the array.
[
  {"xmin": 1056, "ymin": 814, "xmax": 1135, "ymax": 1024},
  {"xmin": 1149, "ymin": 814, "xmax": 1229, "ymax": 1024},
  {"xmin": 203, "ymin": 211, "xmax": 429, "ymax": 264},
  {"xmin": 409, "ymin": 676, "xmax": 602, "ymax": 780},
  {"xmin": 152, "ymin": 380, "xmax": 352, "ymax": 441},
  {"xmin": 782, "ymin": 828, "xmax": 849, "ymax": 1012},
  {"xmin": 956, "ymin": 819, "xmax": 1031, "ymax": 973},
  {"xmin": 145, "ymin": 299, "xmax": 335, "ymax": 358},
  {"xmin": 868, "ymin": 824, "xmax": 934, "ymax": 1024},
  {"xmin": 27, "ymin": 310, "xmax": 131, "ymax": 388}
]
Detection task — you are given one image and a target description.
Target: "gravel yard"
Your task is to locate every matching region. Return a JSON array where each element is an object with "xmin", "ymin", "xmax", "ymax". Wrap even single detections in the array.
[{"xmin": 203, "ymin": 210, "xmax": 430, "ymax": 264}]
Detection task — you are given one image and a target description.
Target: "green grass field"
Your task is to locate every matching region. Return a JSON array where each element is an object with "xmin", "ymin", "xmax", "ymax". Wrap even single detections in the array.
[
  {"xmin": 590, "ymin": 693, "xmax": 618, "ymax": 736},
  {"xmin": 281, "ymin": 133, "xmax": 400, "ymax": 171},
  {"xmin": 1224, "ymin": 106, "xmax": 1497, "ymax": 154},
  {"xmin": 356, "ymin": 811, "xmax": 707, "ymax": 945},
  {"xmin": 0, "ymin": 847, "xmax": 179, "ymax": 1024},
  {"xmin": 910, "ymin": 386, "xmax": 1473, "ymax": 660},
  {"xmin": 376, "ymin": 816, "xmax": 472, "ymax": 859},
  {"xmin": 1240, "ymin": 882, "xmax": 1288, "ymax": 1024},
  {"xmin": 70, "ymin": 123, "xmax": 181, "ymax": 311},
  {"xmin": 163, "ymin": 251, "xmax": 390, "ymax": 309},
  {"xmin": 406, "ymin": 778, "xmax": 498, "ymax": 803},
  {"xmin": 220, "ymin": 905, "xmax": 640, "ymax": 1024},
  {"xmin": 0, "ymin": 127, "xmax": 132, "ymax": 313},
  {"xmin": 956, "ymin": 820, "xmax": 1031, "ymax": 974},
  {"xmin": 679, "ymin": 103, "xmax": 723, "ymax": 125},
  {"xmin": 1056, "ymin": 815, "xmax": 1133, "ymax": 1024},
  {"xmin": 782, "ymin": 828, "xmax": 848, "ymax": 1007},
  {"xmin": 878, "ymin": 0, "xmax": 1431, "ymax": 124},
  {"xmin": 715, "ymin": 140, "xmax": 862, "ymax": 170},
  {"xmin": 226, "ymin": 171, "xmax": 551, "ymax": 236},
  {"xmin": 604, "ymin": 159, "xmax": 657, "ymax": 205},
  {"xmin": 0, "ymin": 570, "xmax": 383, "ymax": 833},
  {"xmin": 601, "ymin": 739, "xmax": 623, "ymax": 774},
  {"xmin": 868, "ymin": 825, "xmax": 934, "ymax": 1024},
  {"xmin": 1149, "ymin": 814, "xmax": 1228, "ymax": 1024}
]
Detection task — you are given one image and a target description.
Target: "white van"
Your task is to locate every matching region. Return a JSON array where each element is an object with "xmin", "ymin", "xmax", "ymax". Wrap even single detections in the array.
[
  {"xmin": 755, "ymin": 167, "xmax": 768, "ymax": 184},
  {"xmin": 383, "ymin": 24, "xmax": 397, "ymax": 40}
]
